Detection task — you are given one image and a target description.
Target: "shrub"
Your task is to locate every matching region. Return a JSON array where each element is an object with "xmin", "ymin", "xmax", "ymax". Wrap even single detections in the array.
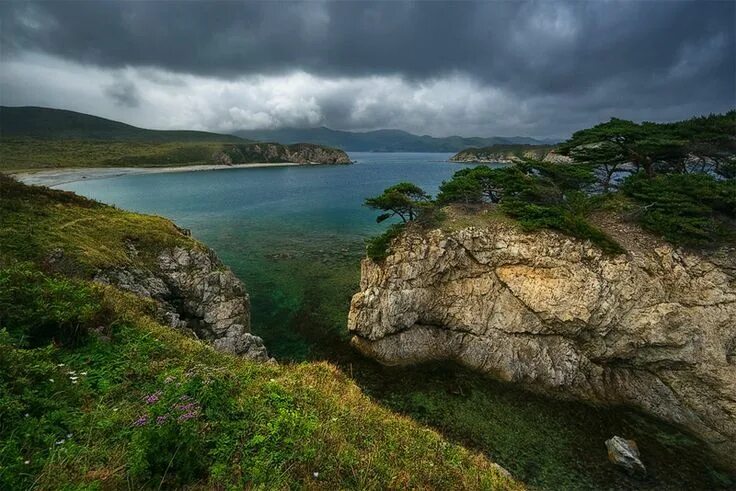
[
  {"xmin": 621, "ymin": 173, "xmax": 736, "ymax": 246},
  {"xmin": 366, "ymin": 224, "xmax": 405, "ymax": 260}
]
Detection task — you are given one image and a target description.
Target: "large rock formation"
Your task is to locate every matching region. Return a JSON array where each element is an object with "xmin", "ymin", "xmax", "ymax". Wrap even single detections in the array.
[
  {"xmin": 449, "ymin": 145, "xmax": 571, "ymax": 164},
  {"xmin": 95, "ymin": 244, "xmax": 270, "ymax": 361},
  {"xmin": 214, "ymin": 142, "xmax": 351, "ymax": 165},
  {"xmin": 348, "ymin": 217, "xmax": 736, "ymax": 468}
]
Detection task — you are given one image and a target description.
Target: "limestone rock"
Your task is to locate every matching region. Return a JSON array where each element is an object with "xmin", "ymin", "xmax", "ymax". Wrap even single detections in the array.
[
  {"xmin": 95, "ymin": 245, "xmax": 270, "ymax": 361},
  {"xmin": 606, "ymin": 436, "xmax": 646, "ymax": 476},
  {"xmin": 348, "ymin": 219, "xmax": 736, "ymax": 468}
]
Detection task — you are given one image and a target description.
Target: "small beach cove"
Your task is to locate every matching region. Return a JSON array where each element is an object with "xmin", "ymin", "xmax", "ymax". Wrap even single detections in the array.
[{"xmin": 13, "ymin": 162, "xmax": 308, "ymax": 188}]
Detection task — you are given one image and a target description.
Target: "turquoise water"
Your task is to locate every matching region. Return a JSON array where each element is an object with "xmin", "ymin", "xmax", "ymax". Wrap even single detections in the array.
[
  {"xmin": 61, "ymin": 153, "xmax": 476, "ymax": 358},
  {"xmin": 58, "ymin": 153, "xmax": 733, "ymax": 488}
]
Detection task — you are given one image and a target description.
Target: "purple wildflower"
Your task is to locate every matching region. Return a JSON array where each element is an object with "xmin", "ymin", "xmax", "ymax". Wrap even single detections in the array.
[
  {"xmin": 175, "ymin": 402, "xmax": 198, "ymax": 412},
  {"xmin": 133, "ymin": 415, "xmax": 149, "ymax": 427},
  {"xmin": 178, "ymin": 411, "xmax": 198, "ymax": 422},
  {"xmin": 156, "ymin": 415, "xmax": 168, "ymax": 425},
  {"xmin": 144, "ymin": 391, "xmax": 161, "ymax": 405}
]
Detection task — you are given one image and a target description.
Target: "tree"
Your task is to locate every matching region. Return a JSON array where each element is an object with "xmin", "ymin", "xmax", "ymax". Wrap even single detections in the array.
[
  {"xmin": 364, "ymin": 182, "xmax": 430, "ymax": 223},
  {"xmin": 436, "ymin": 174, "xmax": 483, "ymax": 204},
  {"xmin": 559, "ymin": 118, "xmax": 687, "ymax": 178},
  {"xmin": 569, "ymin": 143, "xmax": 626, "ymax": 192}
]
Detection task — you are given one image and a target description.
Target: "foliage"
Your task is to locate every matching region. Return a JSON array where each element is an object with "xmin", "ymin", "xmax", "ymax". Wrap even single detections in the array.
[
  {"xmin": 0, "ymin": 272, "xmax": 518, "ymax": 490},
  {"xmin": 621, "ymin": 173, "xmax": 736, "ymax": 246},
  {"xmin": 560, "ymin": 111, "xmax": 736, "ymax": 179},
  {"xmin": 364, "ymin": 182, "xmax": 431, "ymax": 223},
  {"xmin": 365, "ymin": 223, "xmax": 406, "ymax": 260},
  {"xmin": 0, "ymin": 177, "xmax": 519, "ymax": 490},
  {"xmin": 437, "ymin": 163, "xmax": 623, "ymax": 254},
  {"xmin": 0, "ymin": 264, "xmax": 105, "ymax": 347},
  {"xmin": 0, "ymin": 174, "xmax": 193, "ymax": 275},
  {"xmin": 559, "ymin": 117, "xmax": 687, "ymax": 177}
]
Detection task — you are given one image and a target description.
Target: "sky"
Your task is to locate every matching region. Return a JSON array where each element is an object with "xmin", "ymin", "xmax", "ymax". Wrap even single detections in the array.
[{"xmin": 1, "ymin": 0, "xmax": 734, "ymax": 139}]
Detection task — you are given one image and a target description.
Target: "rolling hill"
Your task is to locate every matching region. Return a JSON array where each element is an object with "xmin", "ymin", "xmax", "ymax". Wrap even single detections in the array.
[
  {"xmin": 0, "ymin": 106, "xmax": 245, "ymax": 142},
  {"xmin": 236, "ymin": 126, "xmax": 555, "ymax": 152}
]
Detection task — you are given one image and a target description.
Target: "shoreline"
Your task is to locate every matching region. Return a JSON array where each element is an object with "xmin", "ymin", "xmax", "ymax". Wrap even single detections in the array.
[{"xmin": 11, "ymin": 162, "xmax": 307, "ymax": 187}]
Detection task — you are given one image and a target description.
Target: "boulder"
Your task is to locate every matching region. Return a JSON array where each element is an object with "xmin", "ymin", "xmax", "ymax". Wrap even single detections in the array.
[{"xmin": 606, "ymin": 436, "xmax": 646, "ymax": 476}]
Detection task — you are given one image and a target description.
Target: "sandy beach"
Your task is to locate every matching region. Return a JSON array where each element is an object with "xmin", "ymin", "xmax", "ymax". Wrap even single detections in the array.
[{"xmin": 12, "ymin": 162, "xmax": 305, "ymax": 187}]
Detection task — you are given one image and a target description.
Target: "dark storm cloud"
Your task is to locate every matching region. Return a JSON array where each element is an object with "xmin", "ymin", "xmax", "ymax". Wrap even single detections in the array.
[
  {"xmin": 0, "ymin": 0, "xmax": 734, "ymax": 136},
  {"xmin": 104, "ymin": 79, "xmax": 141, "ymax": 107}
]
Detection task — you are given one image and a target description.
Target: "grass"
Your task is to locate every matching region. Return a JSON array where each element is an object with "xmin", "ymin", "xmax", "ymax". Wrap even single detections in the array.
[
  {"xmin": 0, "ymin": 139, "xmax": 231, "ymax": 172},
  {"xmin": 0, "ymin": 176, "xmax": 519, "ymax": 490},
  {"xmin": 0, "ymin": 174, "xmax": 194, "ymax": 275}
]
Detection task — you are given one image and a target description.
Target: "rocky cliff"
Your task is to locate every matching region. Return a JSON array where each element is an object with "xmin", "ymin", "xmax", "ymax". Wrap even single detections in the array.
[
  {"xmin": 94, "ymin": 242, "xmax": 270, "ymax": 361},
  {"xmin": 348, "ymin": 216, "xmax": 736, "ymax": 467},
  {"xmin": 450, "ymin": 145, "xmax": 571, "ymax": 164},
  {"xmin": 214, "ymin": 142, "xmax": 351, "ymax": 165}
]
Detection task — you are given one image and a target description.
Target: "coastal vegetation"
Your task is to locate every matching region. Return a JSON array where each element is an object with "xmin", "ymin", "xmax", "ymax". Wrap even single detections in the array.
[
  {"xmin": 0, "ymin": 107, "xmax": 350, "ymax": 171},
  {"xmin": 367, "ymin": 111, "xmax": 736, "ymax": 257},
  {"xmin": 0, "ymin": 175, "xmax": 519, "ymax": 489}
]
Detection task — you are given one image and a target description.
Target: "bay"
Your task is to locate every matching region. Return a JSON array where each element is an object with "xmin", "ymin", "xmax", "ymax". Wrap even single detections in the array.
[{"xmin": 58, "ymin": 152, "xmax": 730, "ymax": 488}]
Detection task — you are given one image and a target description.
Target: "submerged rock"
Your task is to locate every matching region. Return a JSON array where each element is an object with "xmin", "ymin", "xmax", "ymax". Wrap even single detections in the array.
[
  {"xmin": 95, "ymin": 245, "xmax": 271, "ymax": 361},
  {"xmin": 606, "ymin": 436, "xmax": 646, "ymax": 476},
  {"xmin": 348, "ymin": 218, "xmax": 736, "ymax": 468}
]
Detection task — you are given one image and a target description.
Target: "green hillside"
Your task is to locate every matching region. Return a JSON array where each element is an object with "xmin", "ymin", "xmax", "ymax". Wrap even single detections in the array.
[
  {"xmin": 0, "ymin": 175, "xmax": 518, "ymax": 490},
  {"xmin": 0, "ymin": 106, "xmax": 244, "ymax": 143},
  {"xmin": 236, "ymin": 126, "xmax": 553, "ymax": 152}
]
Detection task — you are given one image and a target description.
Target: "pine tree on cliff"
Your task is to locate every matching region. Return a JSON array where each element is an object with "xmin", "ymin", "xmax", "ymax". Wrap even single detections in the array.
[
  {"xmin": 559, "ymin": 118, "xmax": 686, "ymax": 178},
  {"xmin": 364, "ymin": 182, "xmax": 430, "ymax": 223}
]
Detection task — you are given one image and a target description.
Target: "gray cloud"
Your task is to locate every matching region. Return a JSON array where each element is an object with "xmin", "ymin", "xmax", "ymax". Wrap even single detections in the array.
[
  {"xmin": 0, "ymin": 1, "xmax": 734, "ymax": 137},
  {"xmin": 104, "ymin": 78, "xmax": 141, "ymax": 107}
]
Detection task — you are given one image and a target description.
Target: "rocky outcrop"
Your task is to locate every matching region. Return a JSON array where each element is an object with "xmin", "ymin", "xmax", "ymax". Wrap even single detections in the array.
[
  {"xmin": 348, "ymin": 218, "xmax": 736, "ymax": 467},
  {"xmin": 449, "ymin": 145, "xmax": 571, "ymax": 164},
  {"xmin": 95, "ymin": 244, "xmax": 270, "ymax": 361},
  {"xmin": 606, "ymin": 436, "xmax": 646, "ymax": 476},
  {"xmin": 213, "ymin": 142, "xmax": 351, "ymax": 165}
]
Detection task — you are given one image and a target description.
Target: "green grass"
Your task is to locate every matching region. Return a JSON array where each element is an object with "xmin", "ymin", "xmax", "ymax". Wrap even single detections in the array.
[
  {"xmin": 0, "ymin": 272, "xmax": 517, "ymax": 490},
  {"xmin": 0, "ymin": 138, "xmax": 232, "ymax": 171},
  {"xmin": 0, "ymin": 176, "xmax": 519, "ymax": 490},
  {"xmin": 0, "ymin": 174, "xmax": 194, "ymax": 275}
]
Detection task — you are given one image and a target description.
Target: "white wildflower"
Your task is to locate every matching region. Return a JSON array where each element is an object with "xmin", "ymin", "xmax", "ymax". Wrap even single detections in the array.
[
  {"xmin": 24, "ymin": 460, "xmax": 30, "ymax": 465},
  {"xmin": 313, "ymin": 472, "xmax": 319, "ymax": 478}
]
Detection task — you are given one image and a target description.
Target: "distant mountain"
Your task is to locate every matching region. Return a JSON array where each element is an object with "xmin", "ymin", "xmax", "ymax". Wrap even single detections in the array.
[
  {"xmin": 235, "ymin": 126, "xmax": 556, "ymax": 152},
  {"xmin": 0, "ymin": 106, "xmax": 245, "ymax": 143}
]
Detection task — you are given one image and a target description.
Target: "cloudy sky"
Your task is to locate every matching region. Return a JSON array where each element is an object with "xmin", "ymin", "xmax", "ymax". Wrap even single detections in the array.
[{"xmin": 1, "ymin": 1, "xmax": 734, "ymax": 139}]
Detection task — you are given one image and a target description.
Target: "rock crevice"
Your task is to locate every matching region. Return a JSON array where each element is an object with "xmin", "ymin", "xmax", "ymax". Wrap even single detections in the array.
[{"xmin": 95, "ymin": 244, "xmax": 270, "ymax": 361}]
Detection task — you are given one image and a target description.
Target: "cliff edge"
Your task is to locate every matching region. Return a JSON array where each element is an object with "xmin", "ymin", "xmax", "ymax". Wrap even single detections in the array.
[{"xmin": 348, "ymin": 215, "xmax": 736, "ymax": 467}]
